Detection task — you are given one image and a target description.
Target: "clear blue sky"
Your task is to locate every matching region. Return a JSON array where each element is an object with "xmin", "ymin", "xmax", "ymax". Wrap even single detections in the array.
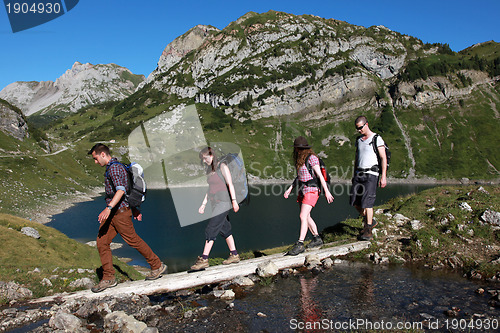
[{"xmin": 1, "ymin": 0, "xmax": 498, "ymax": 91}]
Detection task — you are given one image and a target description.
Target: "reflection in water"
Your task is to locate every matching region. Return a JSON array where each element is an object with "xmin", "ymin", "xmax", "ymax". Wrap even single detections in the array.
[
  {"xmin": 299, "ymin": 276, "xmax": 322, "ymax": 332},
  {"xmin": 234, "ymin": 262, "xmax": 500, "ymax": 332},
  {"xmin": 351, "ymin": 266, "xmax": 375, "ymax": 312}
]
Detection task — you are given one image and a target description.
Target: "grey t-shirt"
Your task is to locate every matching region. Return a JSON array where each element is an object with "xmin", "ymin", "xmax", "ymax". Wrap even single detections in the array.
[{"xmin": 356, "ymin": 133, "xmax": 385, "ymax": 176}]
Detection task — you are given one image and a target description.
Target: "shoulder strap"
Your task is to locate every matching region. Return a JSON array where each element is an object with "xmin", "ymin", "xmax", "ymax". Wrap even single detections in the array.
[
  {"xmin": 105, "ymin": 160, "xmax": 122, "ymax": 180},
  {"xmin": 372, "ymin": 134, "xmax": 380, "ymax": 160},
  {"xmin": 305, "ymin": 154, "xmax": 315, "ymax": 179},
  {"xmin": 215, "ymin": 161, "xmax": 228, "ymax": 184}
]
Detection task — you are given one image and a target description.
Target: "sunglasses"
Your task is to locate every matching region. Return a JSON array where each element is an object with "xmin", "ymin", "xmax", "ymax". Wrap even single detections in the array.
[{"xmin": 356, "ymin": 123, "xmax": 367, "ymax": 131}]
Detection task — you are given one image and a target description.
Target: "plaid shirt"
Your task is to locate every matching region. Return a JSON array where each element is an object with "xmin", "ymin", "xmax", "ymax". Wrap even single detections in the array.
[
  {"xmin": 104, "ymin": 158, "xmax": 129, "ymax": 209},
  {"xmin": 297, "ymin": 155, "xmax": 319, "ymax": 194}
]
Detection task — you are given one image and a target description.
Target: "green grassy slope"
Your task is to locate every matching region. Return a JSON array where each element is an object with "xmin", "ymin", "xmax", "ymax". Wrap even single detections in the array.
[{"xmin": 0, "ymin": 213, "xmax": 143, "ymax": 303}]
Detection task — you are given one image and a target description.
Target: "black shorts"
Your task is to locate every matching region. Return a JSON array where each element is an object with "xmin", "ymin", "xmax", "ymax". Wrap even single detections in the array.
[
  {"xmin": 205, "ymin": 201, "xmax": 232, "ymax": 241},
  {"xmin": 349, "ymin": 173, "xmax": 378, "ymax": 209}
]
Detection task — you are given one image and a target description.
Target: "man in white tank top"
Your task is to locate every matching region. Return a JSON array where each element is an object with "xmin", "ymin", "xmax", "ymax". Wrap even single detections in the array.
[{"xmin": 349, "ymin": 116, "xmax": 387, "ymax": 240}]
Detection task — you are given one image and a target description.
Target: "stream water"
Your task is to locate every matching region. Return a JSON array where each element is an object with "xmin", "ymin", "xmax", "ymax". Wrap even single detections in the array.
[{"xmin": 225, "ymin": 262, "xmax": 499, "ymax": 332}]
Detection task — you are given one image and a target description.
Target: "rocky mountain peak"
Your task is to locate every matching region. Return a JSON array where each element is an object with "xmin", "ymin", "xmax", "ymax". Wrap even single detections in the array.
[
  {"xmin": 0, "ymin": 62, "xmax": 145, "ymax": 116},
  {"xmin": 139, "ymin": 24, "xmax": 220, "ymax": 89}
]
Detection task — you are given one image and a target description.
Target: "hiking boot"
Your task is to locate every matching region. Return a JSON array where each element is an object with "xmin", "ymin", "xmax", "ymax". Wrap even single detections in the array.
[
  {"xmin": 222, "ymin": 253, "xmax": 240, "ymax": 265},
  {"xmin": 287, "ymin": 241, "xmax": 305, "ymax": 256},
  {"xmin": 359, "ymin": 217, "xmax": 378, "ymax": 236},
  {"xmin": 191, "ymin": 256, "xmax": 209, "ymax": 270},
  {"xmin": 368, "ymin": 217, "xmax": 378, "ymax": 229},
  {"xmin": 146, "ymin": 263, "xmax": 167, "ymax": 281},
  {"xmin": 359, "ymin": 227, "xmax": 373, "ymax": 241},
  {"xmin": 306, "ymin": 235, "xmax": 323, "ymax": 249},
  {"xmin": 91, "ymin": 279, "xmax": 117, "ymax": 293}
]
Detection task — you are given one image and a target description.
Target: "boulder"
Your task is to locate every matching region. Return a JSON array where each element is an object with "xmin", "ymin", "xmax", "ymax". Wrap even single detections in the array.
[
  {"xmin": 41, "ymin": 278, "xmax": 52, "ymax": 287},
  {"xmin": 477, "ymin": 186, "xmax": 490, "ymax": 195},
  {"xmin": 69, "ymin": 278, "xmax": 94, "ymax": 289},
  {"xmin": 459, "ymin": 202, "xmax": 473, "ymax": 212},
  {"xmin": 0, "ymin": 281, "xmax": 33, "ymax": 301},
  {"xmin": 409, "ymin": 220, "xmax": 423, "ymax": 230},
  {"xmin": 49, "ymin": 310, "xmax": 87, "ymax": 332},
  {"xmin": 256, "ymin": 260, "xmax": 279, "ymax": 277},
  {"xmin": 104, "ymin": 311, "xmax": 148, "ymax": 333},
  {"xmin": 481, "ymin": 209, "xmax": 500, "ymax": 226},
  {"xmin": 304, "ymin": 254, "xmax": 321, "ymax": 269},
  {"xmin": 21, "ymin": 227, "xmax": 40, "ymax": 239},
  {"xmin": 322, "ymin": 258, "xmax": 333, "ymax": 269},
  {"xmin": 75, "ymin": 298, "xmax": 113, "ymax": 318},
  {"xmin": 231, "ymin": 275, "xmax": 254, "ymax": 287},
  {"xmin": 213, "ymin": 289, "xmax": 235, "ymax": 300},
  {"xmin": 393, "ymin": 213, "xmax": 409, "ymax": 226},
  {"xmin": 446, "ymin": 256, "xmax": 463, "ymax": 269}
]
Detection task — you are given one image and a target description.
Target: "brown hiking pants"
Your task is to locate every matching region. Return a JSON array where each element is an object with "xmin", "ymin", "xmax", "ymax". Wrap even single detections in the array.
[{"xmin": 97, "ymin": 207, "xmax": 161, "ymax": 280}]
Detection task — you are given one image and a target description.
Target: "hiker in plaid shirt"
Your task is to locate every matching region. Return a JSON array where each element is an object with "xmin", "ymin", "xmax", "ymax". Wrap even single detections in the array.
[
  {"xmin": 284, "ymin": 136, "xmax": 334, "ymax": 255},
  {"xmin": 88, "ymin": 143, "xmax": 167, "ymax": 293}
]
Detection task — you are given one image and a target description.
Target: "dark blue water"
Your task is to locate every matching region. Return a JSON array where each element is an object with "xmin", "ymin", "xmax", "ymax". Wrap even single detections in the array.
[{"xmin": 48, "ymin": 184, "xmax": 433, "ymax": 272}]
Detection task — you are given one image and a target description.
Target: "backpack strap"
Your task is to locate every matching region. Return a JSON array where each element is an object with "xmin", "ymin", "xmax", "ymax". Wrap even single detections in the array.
[
  {"xmin": 305, "ymin": 154, "xmax": 314, "ymax": 179},
  {"xmin": 372, "ymin": 134, "xmax": 382, "ymax": 174},
  {"xmin": 215, "ymin": 160, "xmax": 228, "ymax": 184},
  {"xmin": 105, "ymin": 161, "xmax": 129, "ymax": 199},
  {"xmin": 372, "ymin": 134, "xmax": 380, "ymax": 159}
]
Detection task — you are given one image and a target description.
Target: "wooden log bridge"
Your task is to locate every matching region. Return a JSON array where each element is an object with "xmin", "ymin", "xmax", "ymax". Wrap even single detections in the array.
[{"xmin": 31, "ymin": 241, "xmax": 370, "ymax": 304}]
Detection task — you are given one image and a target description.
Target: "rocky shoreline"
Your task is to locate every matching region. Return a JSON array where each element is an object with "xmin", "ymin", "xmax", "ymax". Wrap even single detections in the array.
[{"xmin": 26, "ymin": 187, "xmax": 102, "ymax": 224}]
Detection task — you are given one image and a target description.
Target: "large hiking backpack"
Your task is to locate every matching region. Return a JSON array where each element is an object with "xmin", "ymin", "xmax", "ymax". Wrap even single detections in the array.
[
  {"xmin": 106, "ymin": 161, "xmax": 147, "ymax": 209},
  {"xmin": 216, "ymin": 153, "xmax": 249, "ymax": 205},
  {"xmin": 355, "ymin": 134, "xmax": 391, "ymax": 174}
]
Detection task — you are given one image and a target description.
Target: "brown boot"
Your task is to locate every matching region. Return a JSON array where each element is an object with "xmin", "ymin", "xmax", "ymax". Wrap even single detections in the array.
[
  {"xmin": 359, "ymin": 227, "xmax": 373, "ymax": 241},
  {"xmin": 146, "ymin": 263, "xmax": 167, "ymax": 281},
  {"xmin": 222, "ymin": 253, "xmax": 240, "ymax": 265},
  {"xmin": 191, "ymin": 256, "xmax": 209, "ymax": 270},
  {"xmin": 91, "ymin": 279, "xmax": 117, "ymax": 293}
]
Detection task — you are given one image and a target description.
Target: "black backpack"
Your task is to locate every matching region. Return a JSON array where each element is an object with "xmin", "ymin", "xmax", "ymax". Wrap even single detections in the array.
[
  {"xmin": 372, "ymin": 134, "xmax": 391, "ymax": 173},
  {"xmin": 106, "ymin": 161, "xmax": 147, "ymax": 209},
  {"xmin": 216, "ymin": 153, "xmax": 250, "ymax": 205}
]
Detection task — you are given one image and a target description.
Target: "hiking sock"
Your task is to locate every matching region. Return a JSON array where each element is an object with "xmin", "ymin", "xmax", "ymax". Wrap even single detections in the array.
[
  {"xmin": 201, "ymin": 254, "xmax": 209, "ymax": 260},
  {"xmin": 230, "ymin": 250, "xmax": 238, "ymax": 256}
]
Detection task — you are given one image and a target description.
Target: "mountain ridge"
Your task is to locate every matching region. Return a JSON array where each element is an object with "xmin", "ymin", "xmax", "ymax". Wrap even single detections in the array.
[{"xmin": 0, "ymin": 61, "xmax": 145, "ymax": 118}]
